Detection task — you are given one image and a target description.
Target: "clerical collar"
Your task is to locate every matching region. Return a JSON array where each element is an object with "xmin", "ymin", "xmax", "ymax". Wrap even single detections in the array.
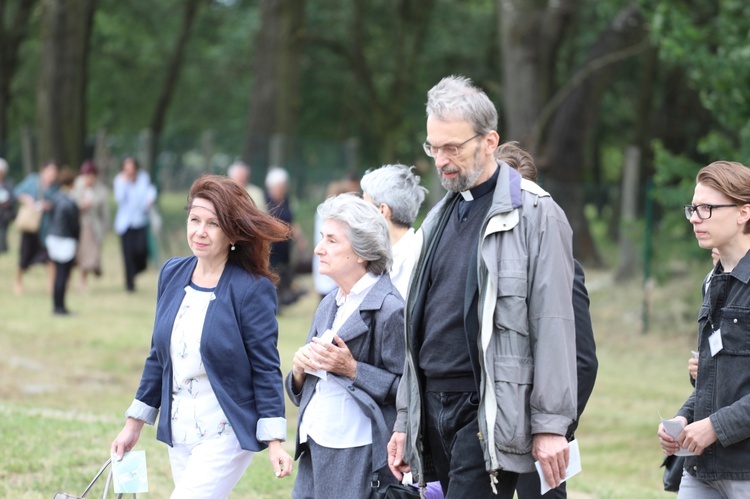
[{"xmin": 459, "ymin": 166, "xmax": 499, "ymax": 201}]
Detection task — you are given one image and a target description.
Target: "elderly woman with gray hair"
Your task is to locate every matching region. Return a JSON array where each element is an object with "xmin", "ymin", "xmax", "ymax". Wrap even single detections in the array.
[
  {"xmin": 361, "ymin": 164, "xmax": 427, "ymax": 298},
  {"xmin": 285, "ymin": 193, "xmax": 405, "ymax": 498}
]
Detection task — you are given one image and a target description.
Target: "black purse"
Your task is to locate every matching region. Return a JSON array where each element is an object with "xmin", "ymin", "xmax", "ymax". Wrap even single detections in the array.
[
  {"xmin": 370, "ymin": 473, "xmax": 421, "ymax": 499},
  {"xmin": 661, "ymin": 454, "xmax": 684, "ymax": 492}
]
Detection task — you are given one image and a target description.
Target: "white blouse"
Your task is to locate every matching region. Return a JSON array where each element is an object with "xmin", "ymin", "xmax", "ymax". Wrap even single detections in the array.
[
  {"xmin": 390, "ymin": 227, "xmax": 422, "ymax": 299},
  {"xmin": 299, "ymin": 273, "xmax": 381, "ymax": 449},
  {"xmin": 170, "ymin": 283, "xmax": 233, "ymax": 445}
]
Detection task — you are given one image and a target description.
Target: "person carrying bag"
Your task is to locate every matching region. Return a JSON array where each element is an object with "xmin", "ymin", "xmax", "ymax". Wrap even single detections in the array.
[{"xmin": 15, "ymin": 184, "xmax": 43, "ymax": 233}]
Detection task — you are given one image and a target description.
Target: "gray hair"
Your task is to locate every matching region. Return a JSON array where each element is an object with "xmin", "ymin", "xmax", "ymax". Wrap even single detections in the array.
[
  {"xmin": 361, "ymin": 164, "xmax": 427, "ymax": 228},
  {"xmin": 426, "ymin": 75, "xmax": 498, "ymax": 134},
  {"xmin": 227, "ymin": 161, "xmax": 249, "ymax": 178},
  {"xmin": 317, "ymin": 193, "xmax": 392, "ymax": 275},
  {"xmin": 0, "ymin": 158, "xmax": 7, "ymax": 174},
  {"xmin": 265, "ymin": 166, "xmax": 289, "ymax": 188}
]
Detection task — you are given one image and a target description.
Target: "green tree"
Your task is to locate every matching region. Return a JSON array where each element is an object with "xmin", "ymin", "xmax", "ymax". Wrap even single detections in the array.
[
  {"xmin": 146, "ymin": 0, "xmax": 203, "ymax": 172},
  {"xmin": 243, "ymin": 0, "xmax": 305, "ymax": 182},
  {"xmin": 36, "ymin": 0, "xmax": 96, "ymax": 169},
  {"xmin": 645, "ymin": 0, "xmax": 750, "ymax": 270},
  {"xmin": 0, "ymin": 0, "xmax": 38, "ymax": 158},
  {"xmin": 304, "ymin": 0, "xmax": 438, "ymax": 164},
  {"xmin": 498, "ymin": 0, "xmax": 649, "ymax": 264},
  {"xmin": 650, "ymin": 0, "xmax": 750, "ymax": 161}
]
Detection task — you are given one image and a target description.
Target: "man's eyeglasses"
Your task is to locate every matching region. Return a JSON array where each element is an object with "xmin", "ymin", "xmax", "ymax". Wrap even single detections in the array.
[
  {"xmin": 684, "ymin": 204, "xmax": 737, "ymax": 220},
  {"xmin": 423, "ymin": 133, "xmax": 482, "ymax": 159}
]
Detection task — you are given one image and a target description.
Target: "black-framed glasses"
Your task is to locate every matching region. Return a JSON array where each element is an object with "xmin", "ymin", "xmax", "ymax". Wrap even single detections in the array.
[
  {"xmin": 684, "ymin": 204, "xmax": 737, "ymax": 220},
  {"xmin": 422, "ymin": 133, "xmax": 482, "ymax": 158}
]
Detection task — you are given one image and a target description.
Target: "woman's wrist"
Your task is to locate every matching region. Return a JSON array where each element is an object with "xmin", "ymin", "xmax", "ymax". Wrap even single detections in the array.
[{"xmin": 125, "ymin": 417, "xmax": 146, "ymax": 430}]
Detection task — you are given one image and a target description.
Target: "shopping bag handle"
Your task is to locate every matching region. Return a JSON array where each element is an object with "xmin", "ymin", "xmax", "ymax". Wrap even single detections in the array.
[
  {"xmin": 102, "ymin": 464, "xmax": 133, "ymax": 499},
  {"xmin": 80, "ymin": 459, "xmax": 112, "ymax": 498},
  {"xmin": 78, "ymin": 458, "xmax": 134, "ymax": 499}
]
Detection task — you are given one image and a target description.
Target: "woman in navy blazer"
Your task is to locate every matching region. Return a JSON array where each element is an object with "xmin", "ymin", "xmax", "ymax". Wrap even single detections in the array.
[
  {"xmin": 112, "ymin": 175, "xmax": 293, "ymax": 498},
  {"xmin": 285, "ymin": 194, "xmax": 406, "ymax": 498}
]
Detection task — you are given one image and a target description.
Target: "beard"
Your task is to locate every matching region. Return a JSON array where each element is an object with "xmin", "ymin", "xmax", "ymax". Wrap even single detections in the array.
[{"xmin": 438, "ymin": 145, "xmax": 485, "ymax": 193}]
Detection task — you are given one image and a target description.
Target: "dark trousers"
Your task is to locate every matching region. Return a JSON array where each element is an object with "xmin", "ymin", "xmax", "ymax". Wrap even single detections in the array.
[
  {"xmin": 120, "ymin": 227, "xmax": 148, "ymax": 291},
  {"xmin": 19, "ymin": 231, "xmax": 48, "ymax": 269},
  {"xmin": 0, "ymin": 222, "xmax": 8, "ymax": 252},
  {"xmin": 424, "ymin": 391, "xmax": 518, "ymax": 499},
  {"xmin": 516, "ymin": 471, "xmax": 567, "ymax": 499},
  {"xmin": 271, "ymin": 249, "xmax": 296, "ymax": 306},
  {"xmin": 53, "ymin": 259, "xmax": 74, "ymax": 311}
]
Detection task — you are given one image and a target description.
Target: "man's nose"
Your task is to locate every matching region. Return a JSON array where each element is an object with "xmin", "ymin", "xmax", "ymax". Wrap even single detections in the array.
[{"xmin": 434, "ymin": 152, "xmax": 450, "ymax": 168}]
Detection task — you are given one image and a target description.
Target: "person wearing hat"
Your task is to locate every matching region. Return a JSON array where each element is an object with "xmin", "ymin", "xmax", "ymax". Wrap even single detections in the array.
[{"xmin": 73, "ymin": 160, "xmax": 110, "ymax": 290}]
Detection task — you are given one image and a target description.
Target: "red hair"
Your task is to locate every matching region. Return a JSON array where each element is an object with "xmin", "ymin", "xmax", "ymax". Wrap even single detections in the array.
[{"xmin": 187, "ymin": 175, "xmax": 290, "ymax": 282}]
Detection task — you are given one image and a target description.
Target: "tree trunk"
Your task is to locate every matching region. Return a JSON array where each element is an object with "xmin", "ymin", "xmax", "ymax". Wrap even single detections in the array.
[
  {"xmin": 244, "ymin": 0, "xmax": 305, "ymax": 183},
  {"xmin": 147, "ymin": 0, "xmax": 201, "ymax": 177},
  {"xmin": 306, "ymin": 0, "xmax": 436, "ymax": 162},
  {"xmin": 615, "ymin": 145, "xmax": 641, "ymax": 281},
  {"xmin": 537, "ymin": 4, "xmax": 647, "ymax": 265},
  {"xmin": 498, "ymin": 0, "xmax": 579, "ymax": 144},
  {"xmin": 349, "ymin": 0, "xmax": 436, "ymax": 161},
  {"xmin": 0, "ymin": 0, "xmax": 39, "ymax": 157},
  {"xmin": 606, "ymin": 45, "xmax": 658, "ymax": 242},
  {"xmin": 36, "ymin": 0, "xmax": 96, "ymax": 169}
]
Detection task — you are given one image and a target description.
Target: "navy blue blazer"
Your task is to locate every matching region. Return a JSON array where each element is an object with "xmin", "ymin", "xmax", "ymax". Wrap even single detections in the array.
[
  {"xmin": 133, "ymin": 256, "xmax": 286, "ymax": 452},
  {"xmin": 285, "ymin": 274, "xmax": 405, "ymax": 473}
]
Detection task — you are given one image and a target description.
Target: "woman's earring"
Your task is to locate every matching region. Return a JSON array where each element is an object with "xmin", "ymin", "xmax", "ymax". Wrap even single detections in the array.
[{"xmin": 231, "ymin": 244, "xmax": 236, "ymax": 251}]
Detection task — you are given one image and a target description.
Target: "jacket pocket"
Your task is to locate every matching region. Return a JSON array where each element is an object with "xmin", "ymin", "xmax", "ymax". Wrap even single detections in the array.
[
  {"xmin": 494, "ymin": 270, "xmax": 528, "ymax": 336},
  {"xmin": 493, "ymin": 356, "xmax": 533, "ymax": 454},
  {"xmin": 718, "ymin": 308, "xmax": 750, "ymax": 354}
]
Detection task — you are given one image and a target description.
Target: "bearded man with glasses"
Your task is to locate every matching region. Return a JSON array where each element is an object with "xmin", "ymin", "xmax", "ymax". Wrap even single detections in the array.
[{"xmin": 387, "ymin": 75, "xmax": 577, "ymax": 498}]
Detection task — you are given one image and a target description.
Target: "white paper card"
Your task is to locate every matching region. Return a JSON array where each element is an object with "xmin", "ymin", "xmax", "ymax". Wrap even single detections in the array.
[
  {"xmin": 111, "ymin": 450, "xmax": 148, "ymax": 493},
  {"xmin": 709, "ymin": 329, "xmax": 723, "ymax": 357},
  {"xmin": 304, "ymin": 329, "xmax": 335, "ymax": 380},
  {"xmin": 535, "ymin": 439, "xmax": 581, "ymax": 495},
  {"xmin": 660, "ymin": 416, "xmax": 696, "ymax": 457}
]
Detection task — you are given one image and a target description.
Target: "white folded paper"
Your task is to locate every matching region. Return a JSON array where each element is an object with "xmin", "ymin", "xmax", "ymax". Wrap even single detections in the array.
[
  {"xmin": 660, "ymin": 416, "xmax": 696, "ymax": 457},
  {"xmin": 535, "ymin": 439, "xmax": 581, "ymax": 495}
]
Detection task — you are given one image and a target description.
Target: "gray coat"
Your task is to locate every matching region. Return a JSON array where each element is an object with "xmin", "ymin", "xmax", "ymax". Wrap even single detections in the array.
[
  {"xmin": 285, "ymin": 274, "xmax": 405, "ymax": 474},
  {"xmin": 396, "ymin": 162, "xmax": 577, "ymax": 484}
]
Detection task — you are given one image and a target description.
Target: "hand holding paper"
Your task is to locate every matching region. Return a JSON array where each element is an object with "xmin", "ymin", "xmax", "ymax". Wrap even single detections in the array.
[
  {"xmin": 535, "ymin": 439, "xmax": 581, "ymax": 495},
  {"xmin": 660, "ymin": 417, "xmax": 696, "ymax": 457},
  {"xmin": 304, "ymin": 329, "xmax": 335, "ymax": 380}
]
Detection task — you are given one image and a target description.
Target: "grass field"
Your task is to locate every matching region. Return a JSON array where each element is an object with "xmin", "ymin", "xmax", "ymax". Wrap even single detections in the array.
[{"xmin": 0, "ymin": 193, "xmax": 705, "ymax": 498}]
